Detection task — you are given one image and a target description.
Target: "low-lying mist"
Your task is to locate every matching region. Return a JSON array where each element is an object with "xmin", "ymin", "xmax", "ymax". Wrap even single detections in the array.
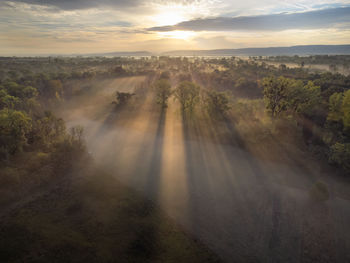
[{"xmin": 54, "ymin": 74, "xmax": 350, "ymax": 262}]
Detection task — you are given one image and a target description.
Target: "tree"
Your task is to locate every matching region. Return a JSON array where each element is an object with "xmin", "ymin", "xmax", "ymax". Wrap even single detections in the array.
[
  {"xmin": 279, "ymin": 64, "xmax": 287, "ymax": 71},
  {"xmin": 205, "ymin": 90, "xmax": 231, "ymax": 117},
  {"xmin": 154, "ymin": 79, "xmax": 172, "ymax": 108},
  {"xmin": 114, "ymin": 91, "xmax": 135, "ymax": 106},
  {"xmin": 4, "ymin": 82, "xmax": 38, "ymax": 99},
  {"xmin": 262, "ymin": 76, "xmax": 291, "ymax": 117},
  {"xmin": 327, "ymin": 92, "xmax": 343, "ymax": 122},
  {"xmin": 4, "ymin": 82, "xmax": 21, "ymax": 97},
  {"xmin": 0, "ymin": 109, "xmax": 32, "ymax": 154},
  {"xmin": 22, "ymin": 86, "xmax": 39, "ymax": 99},
  {"xmin": 113, "ymin": 66, "xmax": 127, "ymax": 76},
  {"xmin": 263, "ymin": 76, "xmax": 321, "ymax": 118},
  {"xmin": 46, "ymin": 80, "xmax": 63, "ymax": 100},
  {"xmin": 31, "ymin": 111, "xmax": 66, "ymax": 147},
  {"xmin": 0, "ymin": 88, "xmax": 19, "ymax": 109},
  {"xmin": 342, "ymin": 90, "xmax": 350, "ymax": 132},
  {"xmin": 287, "ymin": 81, "xmax": 321, "ymax": 117},
  {"xmin": 174, "ymin": 81, "xmax": 200, "ymax": 114},
  {"xmin": 70, "ymin": 125, "xmax": 84, "ymax": 148}
]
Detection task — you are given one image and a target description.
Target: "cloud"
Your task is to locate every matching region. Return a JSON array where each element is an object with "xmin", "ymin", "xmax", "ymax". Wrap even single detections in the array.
[
  {"xmin": 2, "ymin": 0, "xmax": 203, "ymax": 10},
  {"xmin": 2, "ymin": 0, "xmax": 141, "ymax": 10},
  {"xmin": 147, "ymin": 6, "xmax": 350, "ymax": 32}
]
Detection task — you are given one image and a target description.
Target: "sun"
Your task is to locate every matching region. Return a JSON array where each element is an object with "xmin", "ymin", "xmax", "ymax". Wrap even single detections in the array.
[
  {"xmin": 157, "ymin": 30, "xmax": 195, "ymax": 40},
  {"xmin": 153, "ymin": 11, "xmax": 185, "ymax": 26},
  {"xmin": 151, "ymin": 4, "xmax": 197, "ymax": 40}
]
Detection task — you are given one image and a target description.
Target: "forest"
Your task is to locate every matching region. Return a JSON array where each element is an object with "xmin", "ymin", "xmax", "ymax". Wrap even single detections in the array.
[{"xmin": 1, "ymin": 55, "xmax": 350, "ymax": 262}]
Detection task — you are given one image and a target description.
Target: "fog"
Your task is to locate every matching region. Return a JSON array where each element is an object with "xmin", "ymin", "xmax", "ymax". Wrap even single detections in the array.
[{"xmin": 56, "ymin": 76, "xmax": 350, "ymax": 262}]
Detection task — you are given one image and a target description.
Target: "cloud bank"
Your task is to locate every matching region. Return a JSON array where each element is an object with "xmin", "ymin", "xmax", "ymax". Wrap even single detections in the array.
[
  {"xmin": 3, "ymin": 0, "xmax": 201, "ymax": 10},
  {"xmin": 148, "ymin": 7, "xmax": 350, "ymax": 32}
]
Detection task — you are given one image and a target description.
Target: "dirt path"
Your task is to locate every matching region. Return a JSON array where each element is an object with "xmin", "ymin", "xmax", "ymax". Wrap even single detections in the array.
[{"xmin": 56, "ymin": 77, "xmax": 350, "ymax": 263}]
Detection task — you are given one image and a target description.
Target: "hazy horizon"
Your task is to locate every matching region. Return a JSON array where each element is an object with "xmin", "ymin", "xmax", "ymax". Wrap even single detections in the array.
[{"xmin": 1, "ymin": 0, "xmax": 350, "ymax": 55}]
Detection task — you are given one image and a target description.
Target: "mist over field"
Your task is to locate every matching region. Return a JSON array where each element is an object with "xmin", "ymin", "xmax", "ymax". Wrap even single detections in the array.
[
  {"xmin": 56, "ymin": 72, "xmax": 350, "ymax": 262},
  {"xmin": 1, "ymin": 0, "xmax": 350, "ymax": 262}
]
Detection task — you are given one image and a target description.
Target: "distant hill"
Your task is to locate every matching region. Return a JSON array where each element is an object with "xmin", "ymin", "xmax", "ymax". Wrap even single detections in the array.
[
  {"xmin": 82, "ymin": 51, "xmax": 152, "ymax": 57},
  {"xmin": 161, "ymin": 45, "xmax": 350, "ymax": 56}
]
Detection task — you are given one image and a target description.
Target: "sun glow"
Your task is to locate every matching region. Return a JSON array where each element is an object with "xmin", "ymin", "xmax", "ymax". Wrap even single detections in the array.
[
  {"xmin": 158, "ymin": 30, "xmax": 195, "ymax": 40},
  {"xmin": 153, "ymin": 11, "xmax": 185, "ymax": 26}
]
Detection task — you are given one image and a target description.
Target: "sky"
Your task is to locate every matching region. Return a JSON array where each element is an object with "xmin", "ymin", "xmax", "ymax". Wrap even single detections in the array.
[{"xmin": 0, "ymin": 0, "xmax": 350, "ymax": 55}]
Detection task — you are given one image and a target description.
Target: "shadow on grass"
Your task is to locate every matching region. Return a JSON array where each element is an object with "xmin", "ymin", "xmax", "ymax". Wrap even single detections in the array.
[{"xmin": 0, "ymin": 165, "xmax": 221, "ymax": 263}]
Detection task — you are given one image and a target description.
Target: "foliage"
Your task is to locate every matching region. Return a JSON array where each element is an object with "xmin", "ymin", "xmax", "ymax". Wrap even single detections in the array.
[
  {"xmin": 205, "ymin": 90, "xmax": 231, "ymax": 117},
  {"xmin": 154, "ymin": 78, "xmax": 172, "ymax": 107},
  {"xmin": 263, "ymin": 76, "xmax": 321, "ymax": 118},
  {"xmin": 0, "ymin": 109, "xmax": 32, "ymax": 154},
  {"xmin": 51, "ymin": 127, "xmax": 86, "ymax": 173},
  {"xmin": 0, "ymin": 71, "xmax": 88, "ymax": 190},
  {"xmin": 174, "ymin": 81, "xmax": 200, "ymax": 114},
  {"xmin": 70, "ymin": 125, "xmax": 84, "ymax": 146},
  {"xmin": 327, "ymin": 92, "xmax": 344, "ymax": 122},
  {"xmin": 262, "ymin": 76, "xmax": 291, "ymax": 117},
  {"xmin": 45, "ymin": 79, "xmax": 63, "ymax": 101},
  {"xmin": 327, "ymin": 90, "xmax": 350, "ymax": 133},
  {"xmin": 114, "ymin": 91, "xmax": 135, "ymax": 106},
  {"xmin": 342, "ymin": 90, "xmax": 350, "ymax": 132},
  {"xmin": 0, "ymin": 88, "xmax": 19, "ymax": 109},
  {"xmin": 329, "ymin": 143, "xmax": 350, "ymax": 171},
  {"xmin": 29, "ymin": 111, "xmax": 66, "ymax": 149},
  {"xmin": 287, "ymin": 81, "xmax": 321, "ymax": 117}
]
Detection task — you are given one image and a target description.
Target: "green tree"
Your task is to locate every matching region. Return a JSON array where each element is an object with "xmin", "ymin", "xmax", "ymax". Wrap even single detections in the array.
[
  {"xmin": 27, "ymin": 111, "xmax": 66, "ymax": 149},
  {"xmin": 174, "ymin": 81, "xmax": 200, "ymax": 114},
  {"xmin": 0, "ymin": 88, "xmax": 19, "ymax": 109},
  {"xmin": 4, "ymin": 82, "xmax": 21, "ymax": 97},
  {"xmin": 22, "ymin": 86, "xmax": 39, "ymax": 99},
  {"xmin": 342, "ymin": 90, "xmax": 350, "ymax": 132},
  {"xmin": 263, "ymin": 76, "xmax": 320, "ymax": 118},
  {"xmin": 327, "ymin": 92, "xmax": 344, "ymax": 122},
  {"xmin": 0, "ymin": 109, "xmax": 32, "ymax": 154},
  {"xmin": 5, "ymin": 82, "xmax": 38, "ymax": 99},
  {"xmin": 287, "ymin": 80, "xmax": 321, "ymax": 117},
  {"xmin": 205, "ymin": 90, "xmax": 231, "ymax": 117},
  {"xmin": 154, "ymin": 79, "xmax": 172, "ymax": 108},
  {"xmin": 262, "ymin": 76, "xmax": 291, "ymax": 117}
]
